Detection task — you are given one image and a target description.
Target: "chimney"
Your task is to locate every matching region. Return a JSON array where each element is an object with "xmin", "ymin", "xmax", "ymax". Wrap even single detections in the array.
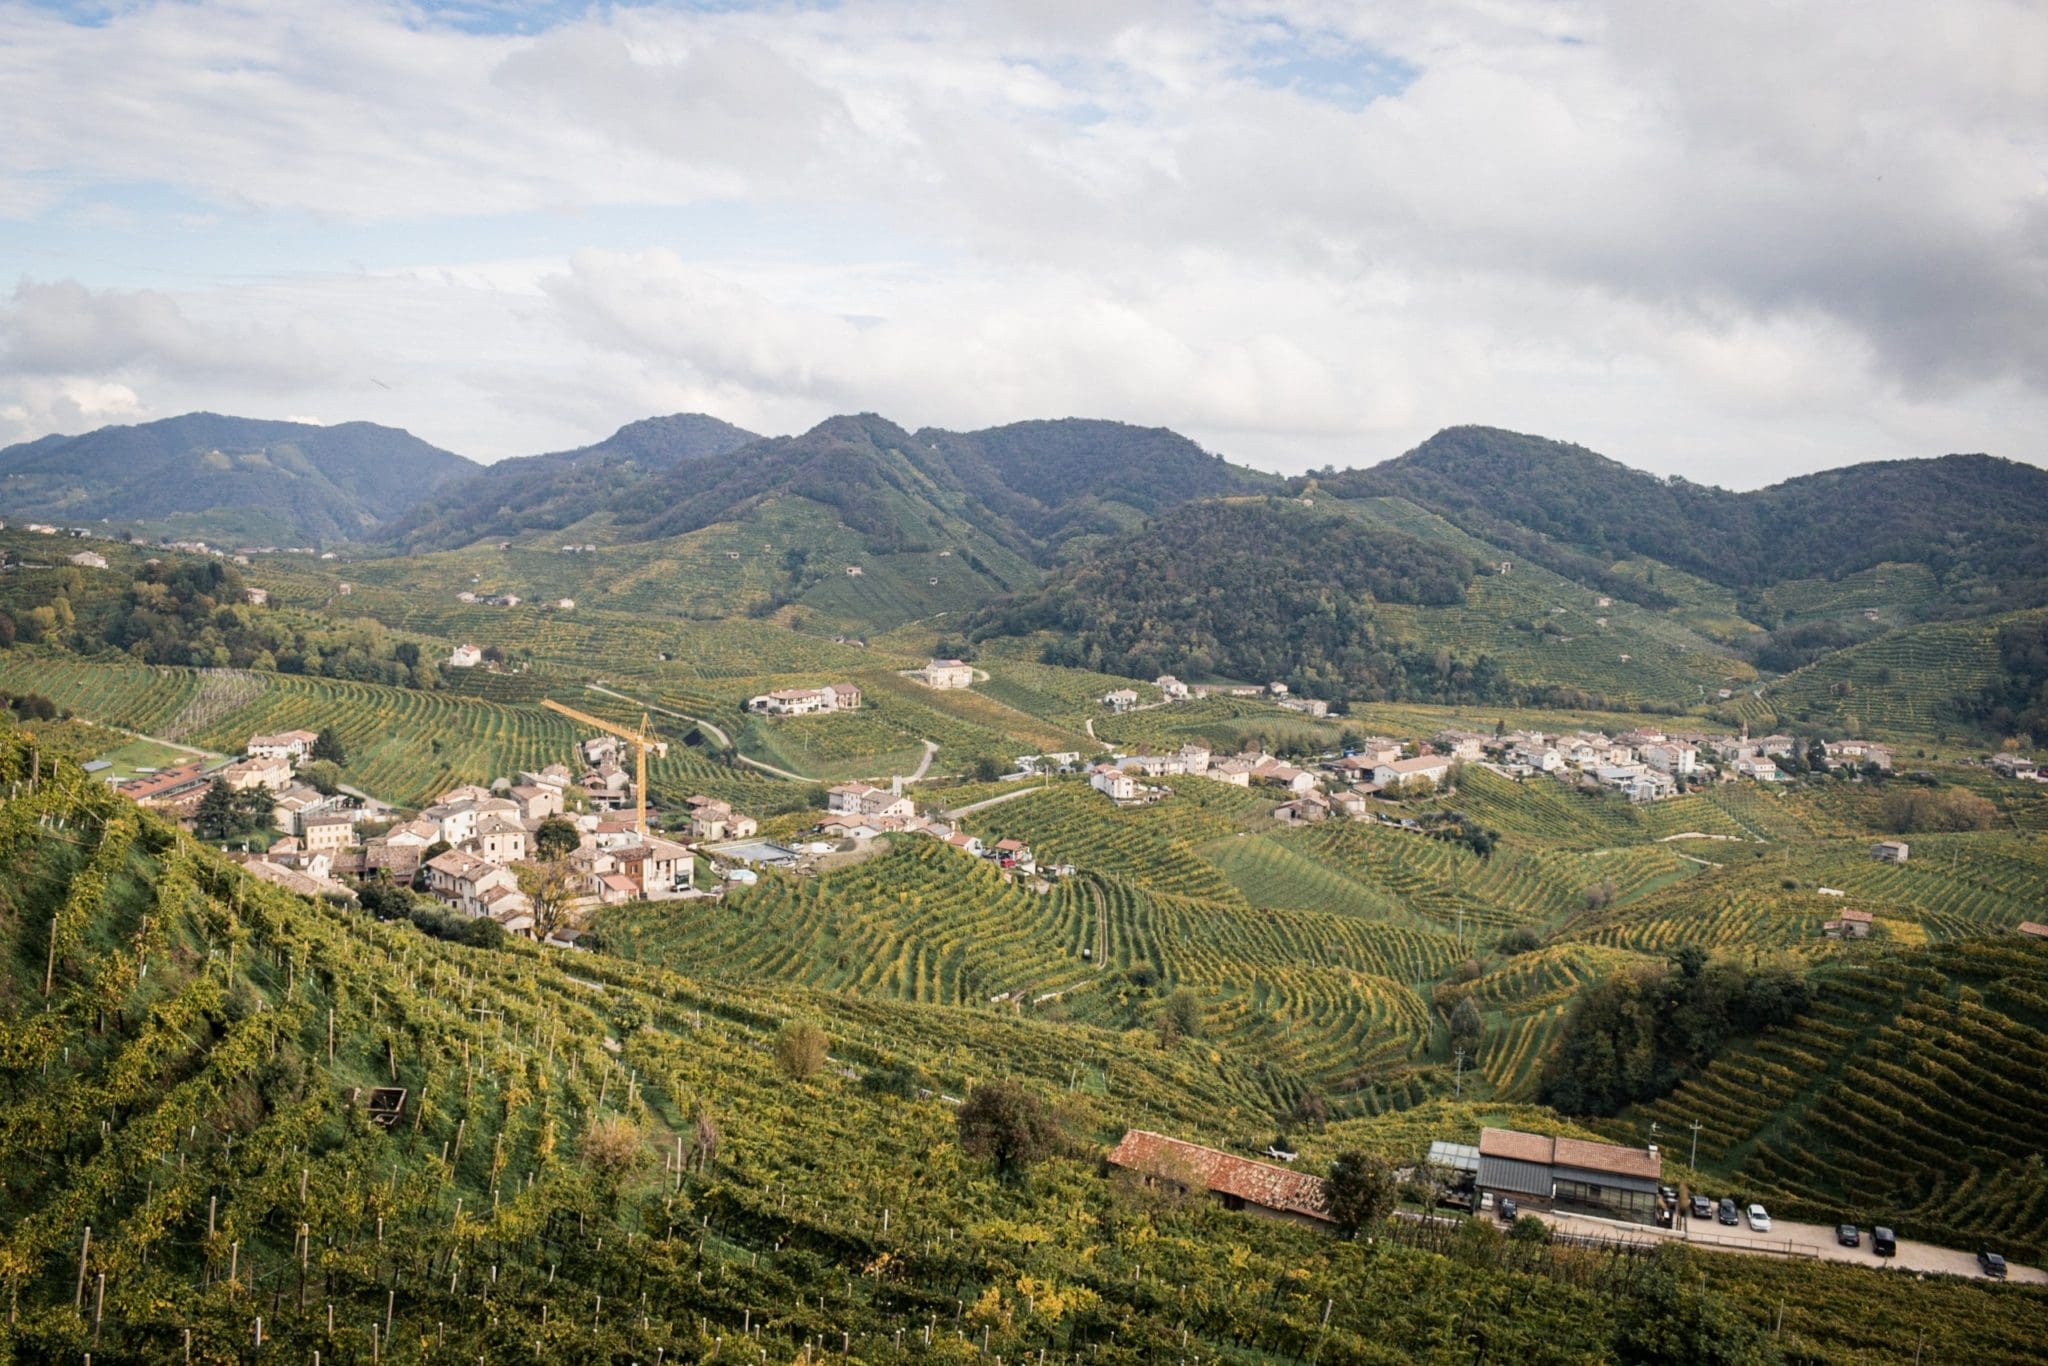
[{"xmin": 1647, "ymin": 1143, "xmax": 1660, "ymax": 1160}]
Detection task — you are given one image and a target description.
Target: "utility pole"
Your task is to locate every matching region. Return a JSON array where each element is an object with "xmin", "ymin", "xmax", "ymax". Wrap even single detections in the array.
[
  {"xmin": 1689, "ymin": 1119, "xmax": 1703, "ymax": 1171},
  {"xmin": 1453, "ymin": 1047, "xmax": 1466, "ymax": 1099}
]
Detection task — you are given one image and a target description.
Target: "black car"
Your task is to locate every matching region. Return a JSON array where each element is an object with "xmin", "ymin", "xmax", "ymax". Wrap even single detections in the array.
[
  {"xmin": 1690, "ymin": 1195, "xmax": 1714, "ymax": 1220},
  {"xmin": 1872, "ymin": 1227, "xmax": 1897, "ymax": 1257},
  {"xmin": 1717, "ymin": 1198, "xmax": 1739, "ymax": 1226},
  {"xmin": 1658, "ymin": 1185, "xmax": 1678, "ymax": 1206},
  {"xmin": 1836, "ymin": 1224, "xmax": 1860, "ymax": 1248},
  {"xmin": 1978, "ymin": 1251, "xmax": 2008, "ymax": 1279}
]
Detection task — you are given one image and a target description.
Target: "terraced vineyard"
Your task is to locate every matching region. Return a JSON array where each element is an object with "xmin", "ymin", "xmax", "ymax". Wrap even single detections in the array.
[
  {"xmin": 1762, "ymin": 612, "xmax": 2029, "ymax": 739},
  {"xmin": 1623, "ymin": 943, "xmax": 2048, "ymax": 1264},
  {"xmin": 0, "ymin": 653, "xmax": 204, "ymax": 738},
  {"xmin": 955, "ymin": 781, "xmax": 1253, "ymax": 905}
]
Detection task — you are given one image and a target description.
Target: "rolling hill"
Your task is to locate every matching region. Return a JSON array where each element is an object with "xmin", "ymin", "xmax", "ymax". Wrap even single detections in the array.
[
  {"xmin": 1326, "ymin": 426, "xmax": 2048, "ymax": 617},
  {"xmin": 0, "ymin": 413, "xmax": 476, "ymax": 544}
]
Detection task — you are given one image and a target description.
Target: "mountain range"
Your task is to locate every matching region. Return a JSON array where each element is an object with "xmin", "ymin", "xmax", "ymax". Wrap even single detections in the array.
[{"xmin": 0, "ymin": 412, "xmax": 475, "ymax": 543}]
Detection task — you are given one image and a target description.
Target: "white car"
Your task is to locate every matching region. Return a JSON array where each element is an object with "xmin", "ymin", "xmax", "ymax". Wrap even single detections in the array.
[{"xmin": 1747, "ymin": 1204, "xmax": 1771, "ymax": 1232}]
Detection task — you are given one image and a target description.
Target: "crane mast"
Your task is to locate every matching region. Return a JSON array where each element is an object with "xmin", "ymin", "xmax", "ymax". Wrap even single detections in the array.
[{"xmin": 540, "ymin": 697, "xmax": 666, "ymax": 835}]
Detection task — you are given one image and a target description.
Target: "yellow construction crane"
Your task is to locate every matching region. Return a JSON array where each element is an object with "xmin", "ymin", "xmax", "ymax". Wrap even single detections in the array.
[{"xmin": 541, "ymin": 698, "xmax": 667, "ymax": 835}]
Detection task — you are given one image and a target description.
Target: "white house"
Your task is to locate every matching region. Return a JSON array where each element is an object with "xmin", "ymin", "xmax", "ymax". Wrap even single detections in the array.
[
  {"xmin": 69, "ymin": 551, "xmax": 108, "ymax": 569},
  {"xmin": 1089, "ymin": 764, "xmax": 1137, "ymax": 801},
  {"xmin": 1102, "ymin": 688, "xmax": 1141, "ymax": 713},
  {"xmin": 1155, "ymin": 675, "xmax": 1190, "ymax": 701},
  {"xmin": 1735, "ymin": 756, "xmax": 1782, "ymax": 782},
  {"xmin": 1373, "ymin": 755, "xmax": 1452, "ymax": 790},
  {"xmin": 247, "ymin": 729, "xmax": 320, "ymax": 763},
  {"xmin": 1640, "ymin": 741, "xmax": 1698, "ymax": 777},
  {"xmin": 448, "ymin": 644, "xmax": 484, "ymax": 668},
  {"xmin": 826, "ymin": 781, "xmax": 915, "ymax": 821},
  {"xmin": 747, "ymin": 683, "xmax": 862, "ymax": 716}
]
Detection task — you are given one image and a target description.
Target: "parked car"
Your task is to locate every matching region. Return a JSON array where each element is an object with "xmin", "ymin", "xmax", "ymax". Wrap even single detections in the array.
[
  {"xmin": 1872, "ymin": 1227, "xmax": 1897, "ymax": 1257},
  {"xmin": 1836, "ymin": 1224, "xmax": 1860, "ymax": 1248},
  {"xmin": 1499, "ymin": 1199, "xmax": 1519, "ymax": 1223},
  {"xmin": 1658, "ymin": 1185, "xmax": 1678, "ymax": 1206},
  {"xmin": 1978, "ymin": 1251, "xmax": 2008, "ymax": 1279},
  {"xmin": 1690, "ymin": 1194, "xmax": 1714, "ymax": 1220},
  {"xmin": 1747, "ymin": 1204, "xmax": 1771, "ymax": 1232},
  {"xmin": 1717, "ymin": 1198, "xmax": 1739, "ymax": 1225}
]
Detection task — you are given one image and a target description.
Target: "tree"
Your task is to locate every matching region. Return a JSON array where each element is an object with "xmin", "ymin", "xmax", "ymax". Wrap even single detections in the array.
[
  {"xmin": 970, "ymin": 755, "xmax": 1005, "ymax": 783},
  {"xmin": 956, "ymin": 1081, "xmax": 1061, "ymax": 1176},
  {"xmin": 1448, "ymin": 996, "xmax": 1484, "ymax": 1051},
  {"xmin": 1324, "ymin": 1151, "xmax": 1397, "ymax": 1235},
  {"xmin": 310, "ymin": 727, "xmax": 347, "ymax": 766},
  {"xmin": 193, "ymin": 778, "xmax": 239, "ymax": 842},
  {"xmin": 1158, "ymin": 989, "xmax": 1203, "ymax": 1045},
  {"xmin": 774, "ymin": 1021, "xmax": 829, "ymax": 1080},
  {"xmin": 532, "ymin": 815, "xmax": 579, "ymax": 860},
  {"xmin": 300, "ymin": 759, "xmax": 344, "ymax": 796},
  {"xmin": 514, "ymin": 858, "xmax": 578, "ymax": 939}
]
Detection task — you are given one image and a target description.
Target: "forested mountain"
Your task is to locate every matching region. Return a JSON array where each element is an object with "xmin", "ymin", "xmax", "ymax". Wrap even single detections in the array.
[
  {"xmin": 912, "ymin": 418, "xmax": 1280, "ymax": 555},
  {"xmin": 970, "ymin": 497, "xmax": 1526, "ymax": 702},
  {"xmin": 1329, "ymin": 426, "xmax": 2048, "ymax": 613},
  {"xmin": 382, "ymin": 411, "xmax": 1279, "ymax": 561},
  {"xmin": 0, "ymin": 413, "xmax": 475, "ymax": 543},
  {"xmin": 381, "ymin": 411, "xmax": 761, "ymax": 551}
]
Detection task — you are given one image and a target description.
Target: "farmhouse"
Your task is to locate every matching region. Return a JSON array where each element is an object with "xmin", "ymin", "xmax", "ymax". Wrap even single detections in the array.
[
  {"xmin": 1107, "ymin": 1131, "xmax": 1331, "ymax": 1227},
  {"xmin": 1472, "ymin": 1127, "xmax": 1663, "ymax": 1224},
  {"xmin": 1276, "ymin": 697, "xmax": 1329, "ymax": 718},
  {"xmin": 423, "ymin": 849, "xmax": 528, "ymax": 920},
  {"xmin": 1871, "ymin": 840, "xmax": 1910, "ymax": 863},
  {"xmin": 1825, "ymin": 739, "xmax": 1895, "ymax": 771},
  {"xmin": 1991, "ymin": 753, "xmax": 2039, "ymax": 779},
  {"xmin": 448, "ymin": 644, "xmax": 483, "ymax": 668},
  {"xmin": 826, "ymin": 782, "xmax": 915, "ymax": 821},
  {"xmin": 747, "ymin": 683, "xmax": 861, "ymax": 716},
  {"xmin": 915, "ymin": 658, "xmax": 975, "ymax": 689},
  {"xmin": 1102, "ymin": 688, "xmax": 1140, "ymax": 713},
  {"xmin": 68, "ymin": 550, "xmax": 107, "ymax": 569},
  {"xmin": 686, "ymin": 796, "xmax": 758, "ymax": 842},
  {"xmin": 1822, "ymin": 908, "xmax": 1875, "ymax": 939},
  {"xmin": 1734, "ymin": 756, "xmax": 1782, "ymax": 783},
  {"xmin": 1155, "ymin": 675, "xmax": 1189, "ymax": 701}
]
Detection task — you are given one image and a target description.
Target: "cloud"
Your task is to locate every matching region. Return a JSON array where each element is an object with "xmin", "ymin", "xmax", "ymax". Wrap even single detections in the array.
[{"xmin": 0, "ymin": 0, "xmax": 2041, "ymax": 482}]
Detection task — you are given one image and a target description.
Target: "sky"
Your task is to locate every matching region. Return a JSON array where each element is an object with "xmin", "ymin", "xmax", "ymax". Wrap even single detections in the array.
[{"xmin": 1, "ymin": 0, "xmax": 2044, "ymax": 484}]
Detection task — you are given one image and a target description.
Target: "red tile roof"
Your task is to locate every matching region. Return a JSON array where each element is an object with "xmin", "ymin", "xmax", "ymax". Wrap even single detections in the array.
[
  {"xmin": 2019, "ymin": 922, "xmax": 2048, "ymax": 940},
  {"xmin": 1479, "ymin": 1127, "xmax": 1660, "ymax": 1181},
  {"xmin": 1106, "ymin": 1131, "xmax": 1331, "ymax": 1222}
]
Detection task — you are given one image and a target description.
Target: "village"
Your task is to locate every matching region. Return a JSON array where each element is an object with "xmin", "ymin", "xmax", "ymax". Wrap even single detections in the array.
[{"xmin": 1087, "ymin": 672, "xmax": 1907, "ymax": 818}]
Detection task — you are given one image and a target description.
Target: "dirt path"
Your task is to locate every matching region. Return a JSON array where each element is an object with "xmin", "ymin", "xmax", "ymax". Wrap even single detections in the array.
[
  {"xmin": 942, "ymin": 782, "xmax": 1052, "ymax": 821},
  {"xmin": 904, "ymin": 739, "xmax": 939, "ymax": 782},
  {"xmin": 583, "ymin": 683, "xmax": 730, "ymax": 748}
]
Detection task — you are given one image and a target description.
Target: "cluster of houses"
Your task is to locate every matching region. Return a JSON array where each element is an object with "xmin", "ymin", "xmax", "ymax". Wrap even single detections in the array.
[
  {"xmin": 1991, "ymin": 752, "xmax": 2042, "ymax": 781},
  {"xmin": 1076, "ymin": 722, "xmax": 1901, "ymax": 819},
  {"xmin": 747, "ymin": 683, "xmax": 862, "ymax": 716},
  {"xmin": 106, "ymin": 719, "xmax": 811, "ymax": 942}
]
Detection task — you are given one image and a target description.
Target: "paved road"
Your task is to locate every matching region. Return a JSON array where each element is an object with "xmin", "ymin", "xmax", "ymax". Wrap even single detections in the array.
[{"xmin": 1535, "ymin": 1209, "xmax": 2044, "ymax": 1284}]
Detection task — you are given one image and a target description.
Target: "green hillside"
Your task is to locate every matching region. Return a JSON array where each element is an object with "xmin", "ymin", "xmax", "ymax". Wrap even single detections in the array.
[
  {"xmin": 0, "ymin": 413, "xmax": 475, "ymax": 544},
  {"xmin": 7, "ymin": 727, "xmax": 2042, "ymax": 1359}
]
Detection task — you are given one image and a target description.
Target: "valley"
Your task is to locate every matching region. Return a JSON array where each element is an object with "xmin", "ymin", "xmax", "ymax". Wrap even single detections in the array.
[{"xmin": 2, "ymin": 413, "xmax": 2045, "ymax": 1359}]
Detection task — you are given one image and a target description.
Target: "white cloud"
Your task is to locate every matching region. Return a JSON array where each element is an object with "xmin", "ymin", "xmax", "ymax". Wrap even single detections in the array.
[{"xmin": 0, "ymin": 0, "xmax": 2040, "ymax": 483}]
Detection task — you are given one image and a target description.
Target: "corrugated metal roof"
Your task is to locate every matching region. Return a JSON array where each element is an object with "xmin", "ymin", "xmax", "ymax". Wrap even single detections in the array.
[{"xmin": 1477, "ymin": 1154, "xmax": 1552, "ymax": 1197}]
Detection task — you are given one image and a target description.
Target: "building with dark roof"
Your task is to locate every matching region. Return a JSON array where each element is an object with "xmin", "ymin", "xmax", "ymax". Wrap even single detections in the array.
[{"xmin": 1474, "ymin": 1127, "xmax": 1662, "ymax": 1223}]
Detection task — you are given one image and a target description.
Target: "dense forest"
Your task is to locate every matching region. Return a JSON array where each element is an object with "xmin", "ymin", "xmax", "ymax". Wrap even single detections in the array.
[
  {"xmin": 0, "ymin": 558, "xmax": 443, "ymax": 687},
  {"xmin": 1958, "ymin": 614, "xmax": 2048, "ymax": 744},
  {"xmin": 1539, "ymin": 949, "xmax": 1810, "ymax": 1116},
  {"xmin": 971, "ymin": 498, "xmax": 1525, "ymax": 702}
]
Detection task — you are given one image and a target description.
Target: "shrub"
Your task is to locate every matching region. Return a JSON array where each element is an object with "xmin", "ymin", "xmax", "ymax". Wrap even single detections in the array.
[
  {"xmin": 774, "ymin": 1022, "xmax": 829, "ymax": 1080},
  {"xmin": 1324, "ymin": 1151, "xmax": 1397, "ymax": 1235}
]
